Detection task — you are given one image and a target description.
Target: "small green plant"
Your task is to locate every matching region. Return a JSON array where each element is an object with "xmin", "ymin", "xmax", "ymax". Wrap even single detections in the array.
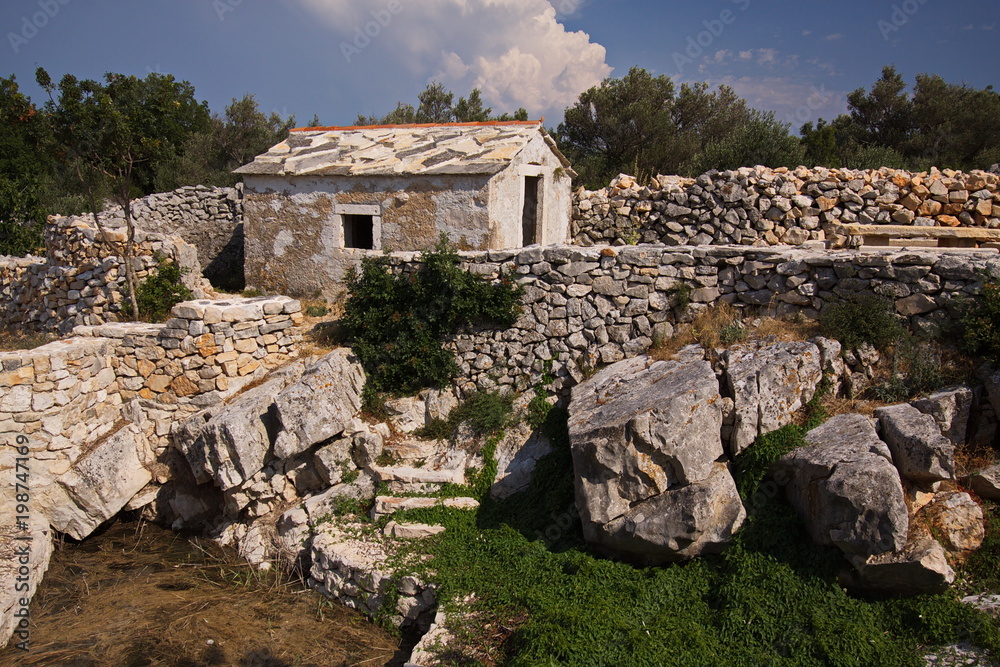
[
  {"xmin": 719, "ymin": 321, "xmax": 747, "ymax": 346},
  {"xmin": 121, "ymin": 256, "xmax": 193, "ymax": 323},
  {"xmin": 305, "ymin": 304, "xmax": 329, "ymax": 317},
  {"xmin": 961, "ymin": 273, "xmax": 1000, "ymax": 363},
  {"xmin": 819, "ymin": 292, "xmax": 906, "ymax": 351},
  {"xmin": 869, "ymin": 338, "xmax": 946, "ymax": 402},
  {"xmin": 241, "ymin": 287, "xmax": 264, "ymax": 298},
  {"xmin": 668, "ymin": 282, "xmax": 693, "ymax": 311}
]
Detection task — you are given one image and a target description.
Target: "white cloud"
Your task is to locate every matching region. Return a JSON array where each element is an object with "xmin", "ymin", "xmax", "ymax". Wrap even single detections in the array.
[
  {"xmin": 296, "ymin": 0, "xmax": 611, "ymax": 116},
  {"xmin": 801, "ymin": 30, "xmax": 813, "ymax": 36},
  {"xmin": 704, "ymin": 75, "xmax": 849, "ymax": 128},
  {"xmin": 825, "ymin": 33, "xmax": 844, "ymax": 41}
]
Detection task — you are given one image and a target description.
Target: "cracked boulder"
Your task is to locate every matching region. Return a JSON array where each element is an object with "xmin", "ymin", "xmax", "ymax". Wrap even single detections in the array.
[
  {"xmin": 173, "ymin": 361, "xmax": 305, "ymax": 490},
  {"xmin": 846, "ymin": 536, "xmax": 955, "ymax": 597},
  {"xmin": 41, "ymin": 423, "xmax": 153, "ymax": 540},
  {"xmin": 773, "ymin": 414, "xmax": 908, "ymax": 557},
  {"xmin": 874, "ymin": 403, "xmax": 955, "ymax": 485},
  {"xmin": 971, "ymin": 465, "xmax": 1000, "ymax": 501},
  {"xmin": 569, "ymin": 348, "xmax": 744, "ymax": 564},
  {"xmin": 910, "ymin": 386, "xmax": 974, "ymax": 446},
  {"xmin": 272, "ymin": 349, "xmax": 366, "ymax": 460},
  {"xmin": 724, "ymin": 339, "xmax": 823, "ymax": 456}
]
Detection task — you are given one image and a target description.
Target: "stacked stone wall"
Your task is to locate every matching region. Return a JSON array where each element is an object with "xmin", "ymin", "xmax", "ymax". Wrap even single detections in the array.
[
  {"xmin": 380, "ymin": 245, "xmax": 1000, "ymax": 396},
  {"xmin": 0, "ymin": 296, "xmax": 302, "ymax": 523},
  {"xmin": 0, "ymin": 215, "xmax": 211, "ymax": 334},
  {"xmin": 93, "ymin": 185, "xmax": 244, "ymax": 286},
  {"xmin": 572, "ymin": 168, "xmax": 1000, "ymax": 249}
]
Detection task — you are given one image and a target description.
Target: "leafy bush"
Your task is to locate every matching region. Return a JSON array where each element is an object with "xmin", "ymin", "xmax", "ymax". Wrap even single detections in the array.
[
  {"xmin": 820, "ymin": 292, "xmax": 906, "ymax": 351},
  {"xmin": 415, "ymin": 390, "xmax": 514, "ymax": 440},
  {"xmin": 869, "ymin": 339, "xmax": 946, "ymax": 402},
  {"xmin": 961, "ymin": 274, "xmax": 1000, "ymax": 363},
  {"xmin": 341, "ymin": 236, "xmax": 523, "ymax": 395},
  {"xmin": 121, "ymin": 257, "xmax": 193, "ymax": 323}
]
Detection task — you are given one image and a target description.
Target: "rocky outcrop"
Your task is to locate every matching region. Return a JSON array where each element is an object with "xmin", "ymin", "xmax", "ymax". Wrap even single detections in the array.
[
  {"xmin": 273, "ymin": 349, "xmax": 366, "ymax": 460},
  {"xmin": 920, "ymin": 492, "xmax": 984, "ymax": 552},
  {"xmin": 569, "ymin": 348, "xmax": 745, "ymax": 563},
  {"xmin": 176, "ymin": 364, "xmax": 305, "ymax": 490},
  {"xmin": 774, "ymin": 414, "xmax": 909, "ymax": 557},
  {"xmin": 724, "ymin": 339, "xmax": 823, "ymax": 456},
  {"xmin": 0, "ymin": 517, "xmax": 52, "ymax": 650},
  {"xmin": 874, "ymin": 404, "xmax": 955, "ymax": 485}
]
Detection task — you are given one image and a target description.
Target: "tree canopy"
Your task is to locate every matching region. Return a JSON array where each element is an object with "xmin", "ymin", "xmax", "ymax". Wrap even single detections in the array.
[
  {"xmin": 356, "ymin": 82, "xmax": 529, "ymax": 126},
  {"xmin": 554, "ymin": 67, "xmax": 801, "ymax": 187},
  {"xmin": 801, "ymin": 66, "xmax": 1000, "ymax": 171}
]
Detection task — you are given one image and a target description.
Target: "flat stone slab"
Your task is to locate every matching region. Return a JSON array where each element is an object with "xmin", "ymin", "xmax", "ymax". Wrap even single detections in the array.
[
  {"xmin": 372, "ymin": 496, "xmax": 479, "ymax": 518},
  {"xmin": 384, "ymin": 522, "xmax": 447, "ymax": 540}
]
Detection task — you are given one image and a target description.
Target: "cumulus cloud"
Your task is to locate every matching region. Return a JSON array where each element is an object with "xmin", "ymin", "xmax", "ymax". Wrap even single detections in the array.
[{"xmin": 296, "ymin": 0, "xmax": 611, "ymax": 116}]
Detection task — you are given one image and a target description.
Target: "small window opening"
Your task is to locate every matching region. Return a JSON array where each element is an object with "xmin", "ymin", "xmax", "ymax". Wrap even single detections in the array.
[
  {"xmin": 522, "ymin": 176, "xmax": 542, "ymax": 246},
  {"xmin": 344, "ymin": 215, "xmax": 374, "ymax": 250}
]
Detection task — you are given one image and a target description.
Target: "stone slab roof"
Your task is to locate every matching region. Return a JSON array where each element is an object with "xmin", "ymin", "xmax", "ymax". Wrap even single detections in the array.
[{"xmin": 234, "ymin": 120, "xmax": 574, "ymax": 178}]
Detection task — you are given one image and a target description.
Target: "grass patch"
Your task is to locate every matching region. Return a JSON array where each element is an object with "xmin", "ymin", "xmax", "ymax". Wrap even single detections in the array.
[{"xmin": 379, "ymin": 410, "xmax": 1000, "ymax": 665}]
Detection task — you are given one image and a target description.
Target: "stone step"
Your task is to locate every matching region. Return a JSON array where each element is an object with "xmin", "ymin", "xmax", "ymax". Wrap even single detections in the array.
[
  {"xmin": 383, "ymin": 521, "xmax": 447, "ymax": 540},
  {"xmin": 371, "ymin": 466, "xmax": 465, "ymax": 486},
  {"xmin": 372, "ymin": 495, "xmax": 480, "ymax": 518}
]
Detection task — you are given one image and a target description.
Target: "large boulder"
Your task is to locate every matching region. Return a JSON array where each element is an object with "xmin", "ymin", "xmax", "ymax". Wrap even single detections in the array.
[
  {"xmin": 569, "ymin": 348, "xmax": 744, "ymax": 563},
  {"xmin": 773, "ymin": 414, "xmax": 908, "ymax": 557},
  {"xmin": 41, "ymin": 423, "xmax": 153, "ymax": 540},
  {"xmin": 590, "ymin": 462, "xmax": 746, "ymax": 563},
  {"xmin": 724, "ymin": 340, "xmax": 823, "ymax": 456},
  {"xmin": 272, "ymin": 349, "xmax": 366, "ymax": 460},
  {"xmin": 874, "ymin": 404, "xmax": 955, "ymax": 485},
  {"xmin": 174, "ymin": 362, "xmax": 305, "ymax": 490},
  {"xmin": 910, "ymin": 386, "xmax": 973, "ymax": 445}
]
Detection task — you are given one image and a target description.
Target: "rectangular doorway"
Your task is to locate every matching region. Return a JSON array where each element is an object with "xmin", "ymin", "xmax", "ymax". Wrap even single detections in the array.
[
  {"xmin": 522, "ymin": 176, "xmax": 542, "ymax": 246},
  {"xmin": 344, "ymin": 214, "xmax": 374, "ymax": 249}
]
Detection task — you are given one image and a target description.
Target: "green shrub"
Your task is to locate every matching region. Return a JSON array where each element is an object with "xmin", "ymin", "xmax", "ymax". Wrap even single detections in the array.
[
  {"xmin": 341, "ymin": 236, "xmax": 523, "ymax": 395},
  {"xmin": 668, "ymin": 282, "xmax": 693, "ymax": 311},
  {"xmin": 820, "ymin": 292, "xmax": 906, "ymax": 351},
  {"xmin": 121, "ymin": 257, "xmax": 193, "ymax": 323},
  {"xmin": 869, "ymin": 339, "xmax": 946, "ymax": 402},
  {"xmin": 961, "ymin": 274, "xmax": 1000, "ymax": 363}
]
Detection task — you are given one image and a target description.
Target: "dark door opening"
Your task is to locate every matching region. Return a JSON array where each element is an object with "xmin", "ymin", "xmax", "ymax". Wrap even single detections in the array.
[
  {"xmin": 521, "ymin": 176, "xmax": 542, "ymax": 246},
  {"xmin": 344, "ymin": 215, "xmax": 374, "ymax": 249}
]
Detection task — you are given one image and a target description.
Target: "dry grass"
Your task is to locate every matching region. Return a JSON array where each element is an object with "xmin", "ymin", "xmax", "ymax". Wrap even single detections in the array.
[
  {"xmin": 956, "ymin": 442, "xmax": 1000, "ymax": 480},
  {"xmin": 0, "ymin": 520, "xmax": 405, "ymax": 667},
  {"xmin": 650, "ymin": 304, "xmax": 820, "ymax": 362},
  {"xmin": 298, "ymin": 297, "xmax": 348, "ymax": 358},
  {"xmin": 0, "ymin": 329, "xmax": 55, "ymax": 352}
]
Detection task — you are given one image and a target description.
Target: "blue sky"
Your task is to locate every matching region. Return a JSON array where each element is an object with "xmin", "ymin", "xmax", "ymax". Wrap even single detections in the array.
[{"xmin": 2, "ymin": 0, "xmax": 997, "ymax": 133}]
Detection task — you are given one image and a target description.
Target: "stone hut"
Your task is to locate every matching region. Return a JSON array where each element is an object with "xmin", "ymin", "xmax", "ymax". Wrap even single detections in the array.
[{"xmin": 235, "ymin": 120, "xmax": 575, "ymax": 297}]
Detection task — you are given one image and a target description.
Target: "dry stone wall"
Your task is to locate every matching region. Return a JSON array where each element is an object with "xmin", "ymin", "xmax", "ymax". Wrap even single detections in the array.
[
  {"xmin": 572, "ymin": 168, "xmax": 1000, "ymax": 248},
  {"xmin": 85, "ymin": 185, "xmax": 244, "ymax": 286},
  {"xmin": 0, "ymin": 215, "xmax": 211, "ymax": 334},
  {"xmin": 381, "ymin": 244, "xmax": 1000, "ymax": 396},
  {"xmin": 0, "ymin": 296, "xmax": 302, "ymax": 540}
]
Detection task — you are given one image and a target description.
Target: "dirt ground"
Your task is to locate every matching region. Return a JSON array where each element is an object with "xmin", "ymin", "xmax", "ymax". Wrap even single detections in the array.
[{"xmin": 0, "ymin": 520, "xmax": 410, "ymax": 667}]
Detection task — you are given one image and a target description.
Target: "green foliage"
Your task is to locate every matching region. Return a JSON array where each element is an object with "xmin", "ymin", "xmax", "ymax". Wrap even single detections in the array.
[
  {"xmin": 121, "ymin": 258, "xmax": 193, "ymax": 323},
  {"xmin": 868, "ymin": 338, "xmax": 946, "ymax": 402},
  {"xmin": 305, "ymin": 304, "xmax": 329, "ymax": 317},
  {"xmin": 801, "ymin": 65, "xmax": 1000, "ymax": 171},
  {"xmin": 415, "ymin": 390, "xmax": 515, "ymax": 441},
  {"xmin": 683, "ymin": 112, "xmax": 806, "ymax": 175},
  {"xmin": 820, "ymin": 292, "xmax": 906, "ymax": 351},
  {"xmin": 668, "ymin": 282, "xmax": 693, "ymax": 311},
  {"xmin": 960, "ymin": 274, "xmax": 1000, "ymax": 364},
  {"xmin": 341, "ymin": 236, "xmax": 523, "ymax": 395},
  {"xmin": 556, "ymin": 68, "xmax": 788, "ymax": 187},
  {"xmin": 382, "ymin": 406, "xmax": 999, "ymax": 666},
  {"xmin": 962, "ymin": 502, "xmax": 1000, "ymax": 593},
  {"xmin": 357, "ymin": 82, "xmax": 528, "ymax": 126},
  {"xmin": 155, "ymin": 94, "xmax": 295, "ymax": 191}
]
